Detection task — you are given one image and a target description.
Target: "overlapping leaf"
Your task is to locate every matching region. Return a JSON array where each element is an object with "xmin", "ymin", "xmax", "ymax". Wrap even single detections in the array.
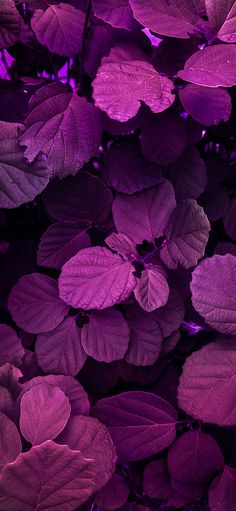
[
  {"xmin": 134, "ymin": 266, "xmax": 169, "ymax": 312},
  {"xmin": 0, "ymin": 0, "xmax": 22, "ymax": 50},
  {"xmin": 206, "ymin": 0, "xmax": 236, "ymax": 43}
]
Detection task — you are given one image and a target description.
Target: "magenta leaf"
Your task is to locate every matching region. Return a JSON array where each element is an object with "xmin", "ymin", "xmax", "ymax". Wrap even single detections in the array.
[
  {"xmin": 20, "ymin": 83, "xmax": 103, "ymax": 178},
  {"xmin": 93, "ymin": 0, "xmax": 137, "ymax": 30},
  {"xmin": 178, "ymin": 340, "xmax": 236, "ymax": 426},
  {"xmin": 179, "ymin": 84, "xmax": 231, "ymax": 126},
  {"xmin": 167, "ymin": 430, "xmax": 224, "ymax": 485},
  {"xmin": 191, "ymin": 254, "xmax": 236, "ymax": 334},
  {"xmin": 125, "ymin": 304, "xmax": 163, "ymax": 366},
  {"xmin": 8, "ymin": 273, "xmax": 69, "ymax": 334},
  {"xmin": 0, "ymin": 324, "xmax": 24, "ymax": 367},
  {"xmin": 0, "ymin": 121, "xmax": 49, "ymax": 209},
  {"xmin": 92, "ymin": 42, "xmax": 174, "ymax": 121},
  {"xmin": 178, "ymin": 44, "xmax": 236, "ymax": 87},
  {"xmin": 143, "ymin": 459, "xmax": 172, "ymax": 500},
  {"xmin": 134, "ymin": 266, "xmax": 169, "ymax": 312},
  {"xmin": 95, "ymin": 473, "xmax": 129, "ymax": 510},
  {"xmin": 59, "ymin": 247, "xmax": 137, "ymax": 310},
  {"xmin": 92, "ymin": 391, "xmax": 177, "ymax": 462},
  {"xmin": 56, "ymin": 415, "xmax": 116, "ymax": 491},
  {"xmin": 31, "ymin": 3, "xmax": 85, "ymax": 57},
  {"xmin": 206, "ymin": 0, "xmax": 236, "ymax": 43},
  {"xmin": 141, "ymin": 112, "xmax": 188, "ymax": 166},
  {"xmin": 20, "ymin": 382, "xmax": 71, "ymax": 445},
  {"xmin": 37, "ymin": 222, "xmax": 91, "ymax": 269},
  {"xmin": 160, "ymin": 199, "xmax": 210, "ymax": 269},
  {"xmin": 209, "ymin": 466, "xmax": 236, "ymax": 511},
  {"xmin": 105, "ymin": 232, "xmax": 137, "ymax": 259},
  {"xmin": 36, "ymin": 316, "xmax": 87, "ymax": 376},
  {"xmin": 81, "ymin": 310, "xmax": 130, "ymax": 362},
  {"xmin": 100, "ymin": 138, "xmax": 163, "ymax": 194},
  {"xmin": 43, "ymin": 171, "xmax": 113, "ymax": 226},
  {"xmin": 223, "ymin": 197, "xmax": 236, "ymax": 240},
  {"xmin": 0, "ymin": 0, "xmax": 22, "ymax": 50},
  {"xmin": 0, "ymin": 440, "xmax": 97, "ymax": 511},
  {"xmin": 165, "ymin": 147, "xmax": 207, "ymax": 202},
  {"xmin": 129, "ymin": 0, "xmax": 201, "ymax": 38},
  {"xmin": 0, "ymin": 412, "xmax": 22, "ymax": 466},
  {"xmin": 112, "ymin": 180, "xmax": 176, "ymax": 244},
  {"xmin": 150, "ymin": 288, "xmax": 185, "ymax": 338}
]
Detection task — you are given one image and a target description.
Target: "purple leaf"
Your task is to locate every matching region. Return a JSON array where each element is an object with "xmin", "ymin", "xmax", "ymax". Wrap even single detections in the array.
[
  {"xmin": 150, "ymin": 288, "xmax": 185, "ymax": 338},
  {"xmin": 118, "ymin": 357, "xmax": 167, "ymax": 385},
  {"xmin": 0, "ymin": 325, "xmax": 24, "ymax": 367},
  {"xmin": 134, "ymin": 266, "xmax": 169, "ymax": 312},
  {"xmin": 0, "ymin": 121, "xmax": 49, "ymax": 209},
  {"xmin": 0, "ymin": 440, "xmax": 97, "ymax": 511},
  {"xmin": 0, "ymin": 0, "xmax": 22, "ymax": 50},
  {"xmin": 92, "ymin": 42, "xmax": 174, "ymax": 121},
  {"xmin": 92, "ymin": 391, "xmax": 177, "ymax": 462},
  {"xmin": 105, "ymin": 232, "xmax": 137, "ymax": 259},
  {"xmin": 0, "ymin": 412, "xmax": 22, "ymax": 466},
  {"xmin": 35, "ymin": 316, "xmax": 87, "ymax": 376},
  {"xmin": 95, "ymin": 473, "xmax": 129, "ymax": 510},
  {"xmin": 206, "ymin": 0, "xmax": 236, "ymax": 43},
  {"xmin": 190, "ymin": 254, "xmax": 236, "ymax": 334},
  {"xmin": 141, "ymin": 112, "xmax": 188, "ymax": 166},
  {"xmin": 43, "ymin": 171, "xmax": 113, "ymax": 226},
  {"xmin": 31, "ymin": 3, "xmax": 85, "ymax": 57},
  {"xmin": 37, "ymin": 222, "xmax": 91, "ymax": 269},
  {"xmin": 165, "ymin": 147, "xmax": 207, "ymax": 202},
  {"xmin": 124, "ymin": 304, "xmax": 163, "ymax": 366},
  {"xmin": 8, "ymin": 273, "xmax": 69, "ymax": 334},
  {"xmin": 0, "ymin": 364, "xmax": 23, "ymax": 401},
  {"xmin": 153, "ymin": 37, "xmax": 199, "ymax": 77},
  {"xmin": 100, "ymin": 138, "xmax": 163, "ymax": 194},
  {"xmin": 199, "ymin": 185, "xmax": 230, "ymax": 222},
  {"xmin": 129, "ymin": 0, "xmax": 201, "ymax": 38},
  {"xmin": 59, "ymin": 247, "xmax": 137, "ymax": 310},
  {"xmin": 81, "ymin": 310, "xmax": 130, "ymax": 362},
  {"xmin": 209, "ymin": 466, "xmax": 236, "ymax": 511},
  {"xmin": 20, "ymin": 83, "xmax": 103, "ymax": 178},
  {"xmin": 160, "ymin": 199, "xmax": 210, "ymax": 269},
  {"xmin": 167, "ymin": 430, "xmax": 224, "ymax": 485},
  {"xmin": 178, "ymin": 44, "xmax": 236, "ymax": 87},
  {"xmin": 19, "ymin": 382, "xmax": 71, "ymax": 444},
  {"xmin": 178, "ymin": 340, "xmax": 236, "ymax": 425},
  {"xmin": 215, "ymin": 242, "xmax": 236, "ymax": 257},
  {"xmin": 179, "ymin": 84, "xmax": 231, "ymax": 126},
  {"xmin": 223, "ymin": 197, "xmax": 236, "ymax": 240},
  {"xmin": 56, "ymin": 415, "xmax": 116, "ymax": 492},
  {"xmin": 93, "ymin": 0, "xmax": 137, "ymax": 30},
  {"xmin": 143, "ymin": 459, "xmax": 172, "ymax": 500},
  {"xmin": 112, "ymin": 180, "xmax": 176, "ymax": 244}
]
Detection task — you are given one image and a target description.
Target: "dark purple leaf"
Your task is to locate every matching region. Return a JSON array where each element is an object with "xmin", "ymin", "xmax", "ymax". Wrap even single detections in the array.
[
  {"xmin": 56, "ymin": 415, "xmax": 116, "ymax": 492},
  {"xmin": 160, "ymin": 199, "xmax": 210, "ymax": 269},
  {"xmin": 167, "ymin": 430, "xmax": 224, "ymax": 485},
  {"xmin": 179, "ymin": 84, "xmax": 231, "ymax": 125},
  {"xmin": 206, "ymin": 0, "xmax": 236, "ymax": 43},
  {"xmin": 129, "ymin": 0, "xmax": 202, "ymax": 38},
  {"xmin": 178, "ymin": 44, "xmax": 236, "ymax": 87},
  {"xmin": 8, "ymin": 273, "xmax": 69, "ymax": 334},
  {"xmin": 0, "ymin": 440, "xmax": 97, "ymax": 511},
  {"xmin": 165, "ymin": 147, "xmax": 207, "ymax": 202},
  {"xmin": 223, "ymin": 197, "xmax": 236, "ymax": 240},
  {"xmin": 59, "ymin": 247, "xmax": 137, "ymax": 310},
  {"xmin": 215, "ymin": 242, "xmax": 236, "ymax": 257},
  {"xmin": 118, "ymin": 357, "xmax": 167, "ymax": 384},
  {"xmin": 79, "ymin": 359, "xmax": 120, "ymax": 395},
  {"xmin": 100, "ymin": 138, "xmax": 163, "ymax": 194},
  {"xmin": 95, "ymin": 473, "xmax": 129, "ymax": 510},
  {"xmin": 112, "ymin": 180, "xmax": 176, "ymax": 244},
  {"xmin": 0, "ymin": 412, "xmax": 22, "ymax": 467},
  {"xmin": 20, "ymin": 83, "xmax": 103, "ymax": 178},
  {"xmin": 0, "ymin": 0, "xmax": 22, "ymax": 50},
  {"xmin": 35, "ymin": 316, "xmax": 87, "ymax": 376},
  {"xmin": 31, "ymin": 3, "xmax": 85, "ymax": 56},
  {"xmin": 92, "ymin": 42, "xmax": 174, "ymax": 121},
  {"xmin": 0, "ymin": 325, "xmax": 24, "ymax": 367},
  {"xmin": 37, "ymin": 222, "xmax": 91, "ymax": 269},
  {"xmin": 209, "ymin": 466, "xmax": 236, "ymax": 511},
  {"xmin": 150, "ymin": 288, "xmax": 185, "ymax": 338},
  {"xmin": 93, "ymin": 0, "xmax": 137, "ymax": 30},
  {"xmin": 81, "ymin": 310, "xmax": 130, "ymax": 362},
  {"xmin": 20, "ymin": 382, "xmax": 71, "ymax": 444},
  {"xmin": 134, "ymin": 266, "xmax": 169, "ymax": 312},
  {"xmin": 199, "ymin": 185, "xmax": 230, "ymax": 222},
  {"xmin": 92, "ymin": 391, "xmax": 177, "ymax": 462},
  {"xmin": 152, "ymin": 37, "xmax": 199, "ymax": 77},
  {"xmin": 105, "ymin": 232, "xmax": 137, "ymax": 259},
  {"xmin": 191, "ymin": 254, "xmax": 236, "ymax": 334},
  {"xmin": 178, "ymin": 340, "xmax": 236, "ymax": 425},
  {"xmin": 143, "ymin": 459, "xmax": 172, "ymax": 500},
  {"xmin": 0, "ymin": 121, "xmax": 49, "ymax": 209},
  {"xmin": 43, "ymin": 172, "xmax": 113, "ymax": 226},
  {"xmin": 141, "ymin": 112, "xmax": 188, "ymax": 166}
]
